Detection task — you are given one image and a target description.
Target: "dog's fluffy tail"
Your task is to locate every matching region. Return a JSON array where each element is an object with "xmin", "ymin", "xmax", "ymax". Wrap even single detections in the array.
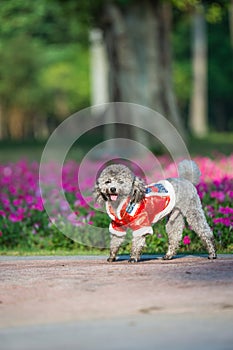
[{"xmin": 178, "ymin": 160, "xmax": 201, "ymax": 185}]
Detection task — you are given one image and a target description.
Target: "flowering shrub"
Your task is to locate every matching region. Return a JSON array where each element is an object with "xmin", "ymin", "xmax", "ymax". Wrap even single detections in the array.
[
  {"xmin": 197, "ymin": 177, "xmax": 233, "ymax": 251},
  {"xmin": 0, "ymin": 154, "xmax": 232, "ymax": 253},
  {"xmin": 183, "ymin": 235, "xmax": 191, "ymax": 245}
]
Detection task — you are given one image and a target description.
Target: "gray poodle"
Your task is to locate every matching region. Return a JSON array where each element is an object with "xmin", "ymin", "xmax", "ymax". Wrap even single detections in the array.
[{"xmin": 93, "ymin": 160, "xmax": 217, "ymax": 263}]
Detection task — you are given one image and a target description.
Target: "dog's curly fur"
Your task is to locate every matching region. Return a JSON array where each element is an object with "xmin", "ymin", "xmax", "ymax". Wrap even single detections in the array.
[{"xmin": 93, "ymin": 161, "xmax": 217, "ymax": 262}]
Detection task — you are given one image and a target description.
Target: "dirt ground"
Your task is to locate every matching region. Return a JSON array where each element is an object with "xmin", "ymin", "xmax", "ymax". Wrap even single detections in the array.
[
  {"xmin": 1, "ymin": 254, "xmax": 233, "ymax": 327},
  {"xmin": 1, "ymin": 255, "xmax": 233, "ymax": 349}
]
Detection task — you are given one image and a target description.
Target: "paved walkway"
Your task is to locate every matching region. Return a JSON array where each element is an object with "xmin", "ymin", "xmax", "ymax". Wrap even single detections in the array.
[{"xmin": 1, "ymin": 255, "xmax": 233, "ymax": 349}]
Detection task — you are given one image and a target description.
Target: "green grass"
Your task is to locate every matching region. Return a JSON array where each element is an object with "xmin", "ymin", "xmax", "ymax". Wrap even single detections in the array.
[
  {"xmin": 0, "ymin": 140, "xmax": 45, "ymax": 162},
  {"xmin": 0, "ymin": 248, "xmax": 109, "ymax": 256},
  {"xmin": 0, "ymin": 246, "xmax": 232, "ymax": 257},
  {"xmin": 188, "ymin": 132, "xmax": 233, "ymax": 156},
  {"xmin": 0, "ymin": 132, "xmax": 232, "ymax": 163}
]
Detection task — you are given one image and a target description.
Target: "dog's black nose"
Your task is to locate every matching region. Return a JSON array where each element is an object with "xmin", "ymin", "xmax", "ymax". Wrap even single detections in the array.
[{"xmin": 110, "ymin": 187, "xmax": 116, "ymax": 193}]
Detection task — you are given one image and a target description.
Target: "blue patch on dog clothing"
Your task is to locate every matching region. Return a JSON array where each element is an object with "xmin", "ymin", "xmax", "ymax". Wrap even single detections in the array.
[
  {"xmin": 126, "ymin": 202, "xmax": 136, "ymax": 214},
  {"xmin": 153, "ymin": 183, "xmax": 168, "ymax": 193}
]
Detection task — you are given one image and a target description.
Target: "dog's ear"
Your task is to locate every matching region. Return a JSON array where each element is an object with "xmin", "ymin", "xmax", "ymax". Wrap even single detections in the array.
[
  {"xmin": 93, "ymin": 182, "xmax": 107, "ymax": 206},
  {"xmin": 131, "ymin": 176, "xmax": 145, "ymax": 203}
]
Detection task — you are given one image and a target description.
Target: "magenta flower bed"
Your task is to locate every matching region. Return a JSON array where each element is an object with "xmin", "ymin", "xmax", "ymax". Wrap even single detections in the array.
[{"xmin": 0, "ymin": 155, "xmax": 232, "ymax": 251}]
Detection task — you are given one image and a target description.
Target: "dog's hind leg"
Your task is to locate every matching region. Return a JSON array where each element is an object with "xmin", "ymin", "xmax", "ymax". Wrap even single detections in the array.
[
  {"xmin": 107, "ymin": 235, "xmax": 125, "ymax": 262},
  {"xmin": 185, "ymin": 208, "xmax": 217, "ymax": 259},
  {"xmin": 129, "ymin": 235, "xmax": 147, "ymax": 263},
  {"xmin": 163, "ymin": 209, "xmax": 185, "ymax": 260}
]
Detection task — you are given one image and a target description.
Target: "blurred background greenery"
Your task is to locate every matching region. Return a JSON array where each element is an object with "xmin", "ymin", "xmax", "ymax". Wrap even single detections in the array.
[{"xmin": 0, "ymin": 0, "xmax": 232, "ymax": 158}]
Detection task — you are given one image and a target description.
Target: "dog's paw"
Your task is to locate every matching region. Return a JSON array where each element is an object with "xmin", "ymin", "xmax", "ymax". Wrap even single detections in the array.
[
  {"xmin": 128, "ymin": 257, "xmax": 139, "ymax": 263},
  {"xmin": 162, "ymin": 254, "xmax": 173, "ymax": 260},
  {"xmin": 208, "ymin": 254, "xmax": 217, "ymax": 260},
  {"xmin": 107, "ymin": 257, "xmax": 116, "ymax": 262}
]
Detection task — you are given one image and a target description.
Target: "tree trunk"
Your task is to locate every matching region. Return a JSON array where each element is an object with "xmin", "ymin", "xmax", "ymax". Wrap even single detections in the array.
[
  {"xmin": 0, "ymin": 105, "xmax": 8, "ymax": 139},
  {"xmin": 8, "ymin": 107, "xmax": 26, "ymax": 140},
  {"xmin": 189, "ymin": 5, "xmax": 208, "ymax": 137},
  {"xmin": 229, "ymin": 0, "xmax": 233, "ymax": 48},
  {"xmin": 0, "ymin": 104, "xmax": 3, "ymax": 139},
  {"xmin": 101, "ymin": 0, "xmax": 183, "ymax": 138}
]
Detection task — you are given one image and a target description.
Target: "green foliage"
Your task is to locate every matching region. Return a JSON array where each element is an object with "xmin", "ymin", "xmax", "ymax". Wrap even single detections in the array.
[
  {"xmin": 40, "ymin": 44, "xmax": 90, "ymax": 113},
  {"xmin": 1, "ymin": 192, "xmax": 232, "ymax": 255},
  {"xmin": 206, "ymin": 2, "xmax": 223, "ymax": 23},
  {"xmin": 0, "ymin": 212, "xmax": 109, "ymax": 252},
  {"xmin": 0, "ymin": 0, "xmax": 91, "ymax": 132},
  {"xmin": 0, "ymin": 35, "xmax": 42, "ymax": 109},
  {"xmin": 172, "ymin": 16, "xmax": 192, "ymax": 119},
  {"xmin": 172, "ymin": 0, "xmax": 233, "ymax": 131},
  {"xmin": 172, "ymin": 0, "xmax": 200, "ymax": 11},
  {"xmin": 0, "ymin": 0, "xmax": 232, "ymax": 137},
  {"xmin": 172, "ymin": 0, "xmax": 229, "ymax": 20},
  {"xmin": 0, "ymin": 0, "xmax": 89, "ymax": 44},
  {"xmin": 208, "ymin": 13, "xmax": 233, "ymax": 131}
]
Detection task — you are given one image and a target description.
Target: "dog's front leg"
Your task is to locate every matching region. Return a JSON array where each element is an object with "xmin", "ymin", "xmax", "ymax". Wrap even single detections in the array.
[
  {"xmin": 129, "ymin": 235, "xmax": 147, "ymax": 263},
  {"xmin": 107, "ymin": 235, "xmax": 125, "ymax": 262}
]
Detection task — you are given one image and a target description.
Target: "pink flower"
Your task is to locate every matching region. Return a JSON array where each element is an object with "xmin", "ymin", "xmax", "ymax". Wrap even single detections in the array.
[
  {"xmin": 219, "ymin": 206, "xmax": 233, "ymax": 215},
  {"xmin": 210, "ymin": 191, "xmax": 225, "ymax": 202},
  {"xmin": 24, "ymin": 195, "xmax": 34, "ymax": 205},
  {"xmin": 13, "ymin": 198, "xmax": 23, "ymax": 206},
  {"xmin": 0, "ymin": 210, "xmax": 6, "ymax": 217},
  {"xmin": 31, "ymin": 199, "xmax": 44, "ymax": 211},
  {"xmin": 1, "ymin": 197, "xmax": 10, "ymax": 209},
  {"xmin": 206, "ymin": 205, "xmax": 214, "ymax": 217},
  {"xmin": 213, "ymin": 217, "xmax": 232, "ymax": 227},
  {"xmin": 17, "ymin": 207, "xmax": 25, "ymax": 215},
  {"xmin": 8, "ymin": 213, "xmax": 24, "ymax": 222},
  {"xmin": 60, "ymin": 200, "xmax": 69, "ymax": 211},
  {"xmin": 183, "ymin": 235, "xmax": 191, "ymax": 245},
  {"xmin": 67, "ymin": 212, "xmax": 83, "ymax": 226}
]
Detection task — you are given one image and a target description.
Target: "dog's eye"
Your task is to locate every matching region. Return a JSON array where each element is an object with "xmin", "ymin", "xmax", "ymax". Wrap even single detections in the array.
[
  {"xmin": 118, "ymin": 180, "xmax": 124, "ymax": 184},
  {"xmin": 105, "ymin": 180, "xmax": 111, "ymax": 184}
]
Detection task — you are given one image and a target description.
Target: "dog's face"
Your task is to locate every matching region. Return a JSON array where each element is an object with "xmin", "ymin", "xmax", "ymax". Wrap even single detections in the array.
[{"xmin": 93, "ymin": 164, "xmax": 145, "ymax": 206}]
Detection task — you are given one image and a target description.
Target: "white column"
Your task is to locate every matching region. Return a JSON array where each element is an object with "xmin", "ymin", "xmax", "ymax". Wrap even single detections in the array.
[
  {"xmin": 89, "ymin": 28, "xmax": 109, "ymax": 106},
  {"xmin": 189, "ymin": 6, "xmax": 208, "ymax": 137}
]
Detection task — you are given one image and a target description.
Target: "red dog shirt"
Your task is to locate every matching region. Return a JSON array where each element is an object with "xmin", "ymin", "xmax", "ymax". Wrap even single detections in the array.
[{"xmin": 106, "ymin": 180, "xmax": 176, "ymax": 237}]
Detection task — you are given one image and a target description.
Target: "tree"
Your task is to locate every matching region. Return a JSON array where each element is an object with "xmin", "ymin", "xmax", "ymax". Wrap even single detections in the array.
[
  {"xmin": 0, "ymin": 0, "xmax": 90, "ymax": 139},
  {"xmin": 99, "ymin": 0, "xmax": 184, "ymax": 136},
  {"xmin": 89, "ymin": 0, "xmax": 232, "ymax": 136},
  {"xmin": 0, "ymin": 0, "xmax": 232, "ymax": 140},
  {"xmin": 189, "ymin": 4, "xmax": 208, "ymax": 137},
  {"xmin": 0, "ymin": 35, "xmax": 42, "ymax": 139},
  {"xmin": 87, "ymin": 0, "xmax": 233, "ymax": 136},
  {"xmin": 172, "ymin": 0, "xmax": 232, "ymax": 134}
]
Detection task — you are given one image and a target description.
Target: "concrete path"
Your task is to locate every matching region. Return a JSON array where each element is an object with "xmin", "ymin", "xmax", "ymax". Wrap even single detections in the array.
[{"xmin": 0, "ymin": 255, "xmax": 233, "ymax": 349}]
